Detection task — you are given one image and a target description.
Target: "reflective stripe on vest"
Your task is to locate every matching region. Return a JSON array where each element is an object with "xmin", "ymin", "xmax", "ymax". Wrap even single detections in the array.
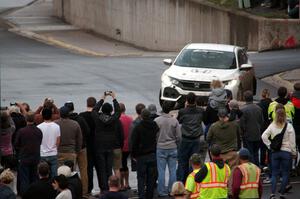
[
  {"xmin": 188, "ymin": 171, "xmax": 201, "ymax": 199},
  {"xmin": 238, "ymin": 163, "xmax": 261, "ymax": 198},
  {"xmin": 199, "ymin": 162, "xmax": 230, "ymax": 199}
]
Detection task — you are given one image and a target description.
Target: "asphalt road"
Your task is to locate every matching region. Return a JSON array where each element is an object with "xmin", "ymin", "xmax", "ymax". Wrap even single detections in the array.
[
  {"xmin": 1, "ymin": 27, "xmax": 300, "ymax": 114},
  {"xmin": 1, "ymin": 22, "xmax": 300, "ymax": 198}
]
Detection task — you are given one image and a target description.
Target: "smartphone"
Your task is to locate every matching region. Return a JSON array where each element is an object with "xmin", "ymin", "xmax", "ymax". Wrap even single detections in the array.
[{"xmin": 104, "ymin": 91, "xmax": 113, "ymax": 96}]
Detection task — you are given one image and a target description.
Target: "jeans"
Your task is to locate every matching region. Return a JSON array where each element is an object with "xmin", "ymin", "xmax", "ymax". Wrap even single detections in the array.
[
  {"xmin": 94, "ymin": 150, "xmax": 113, "ymax": 192},
  {"xmin": 18, "ymin": 162, "xmax": 38, "ymax": 196},
  {"xmin": 271, "ymin": 151, "xmax": 292, "ymax": 194},
  {"xmin": 177, "ymin": 138, "xmax": 200, "ymax": 182},
  {"xmin": 41, "ymin": 155, "xmax": 58, "ymax": 177},
  {"xmin": 244, "ymin": 140, "xmax": 260, "ymax": 166},
  {"xmin": 137, "ymin": 153, "xmax": 156, "ymax": 199},
  {"xmin": 77, "ymin": 148, "xmax": 88, "ymax": 195},
  {"xmin": 156, "ymin": 148, "xmax": 177, "ymax": 196}
]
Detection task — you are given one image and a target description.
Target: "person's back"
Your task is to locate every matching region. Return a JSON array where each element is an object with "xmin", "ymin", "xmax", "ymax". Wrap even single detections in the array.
[
  {"xmin": 291, "ymin": 83, "xmax": 300, "ymax": 147},
  {"xmin": 38, "ymin": 121, "xmax": 60, "ymax": 158},
  {"xmin": 268, "ymin": 86, "xmax": 295, "ymax": 122},
  {"xmin": 23, "ymin": 178, "xmax": 56, "ymax": 199},
  {"xmin": 195, "ymin": 145, "xmax": 230, "ymax": 199},
  {"xmin": 92, "ymin": 96, "xmax": 121, "ymax": 151},
  {"xmin": 67, "ymin": 173, "xmax": 82, "ymax": 199},
  {"xmin": 131, "ymin": 118, "xmax": 159, "ymax": 158},
  {"xmin": 207, "ymin": 119, "xmax": 240, "ymax": 153},
  {"xmin": 99, "ymin": 175, "xmax": 128, "ymax": 199},
  {"xmin": 178, "ymin": 105, "xmax": 204, "ymax": 139},
  {"xmin": 55, "ymin": 117, "xmax": 82, "ymax": 154},
  {"xmin": 15, "ymin": 121, "xmax": 43, "ymax": 166},
  {"xmin": 155, "ymin": 114, "xmax": 181, "ymax": 149},
  {"xmin": 240, "ymin": 103, "xmax": 263, "ymax": 140}
]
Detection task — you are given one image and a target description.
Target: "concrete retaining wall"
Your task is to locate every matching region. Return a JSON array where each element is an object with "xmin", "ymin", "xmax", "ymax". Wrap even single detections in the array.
[{"xmin": 53, "ymin": 0, "xmax": 300, "ymax": 51}]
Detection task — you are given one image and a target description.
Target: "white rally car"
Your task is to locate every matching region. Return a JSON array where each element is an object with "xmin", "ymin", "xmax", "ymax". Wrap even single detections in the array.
[{"xmin": 160, "ymin": 43, "xmax": 256, "ymax": 107}]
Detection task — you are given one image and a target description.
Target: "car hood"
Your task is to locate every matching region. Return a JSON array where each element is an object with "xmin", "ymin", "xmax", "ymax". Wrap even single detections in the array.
[{"xmin": 165, "ymin": 65, "xmax": 239, "ymax": 81}]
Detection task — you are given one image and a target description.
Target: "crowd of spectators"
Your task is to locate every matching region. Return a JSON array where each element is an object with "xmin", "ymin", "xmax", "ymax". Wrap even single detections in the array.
[{"xmin": 1, "ymin": 81, "xmax": 300, "ymax": 199}]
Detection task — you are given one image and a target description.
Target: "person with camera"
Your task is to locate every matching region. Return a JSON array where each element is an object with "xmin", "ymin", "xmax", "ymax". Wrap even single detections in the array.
[
  {"xmin": 34, "ymin": 98, "xmax": 60, "ymax": 125},
  {"xmin": 91, "ymin": 91, "xmax": 122, "ymax": 193}
]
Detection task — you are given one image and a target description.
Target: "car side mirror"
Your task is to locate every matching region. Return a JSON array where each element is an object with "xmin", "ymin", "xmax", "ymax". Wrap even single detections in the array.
[
  {"xmin": 240, "ymin": 64, "xmax": 253, "ymax": 70},
  {"xmin": 163, "ymin": 59, "xmax": 173, "ymax": 66}
]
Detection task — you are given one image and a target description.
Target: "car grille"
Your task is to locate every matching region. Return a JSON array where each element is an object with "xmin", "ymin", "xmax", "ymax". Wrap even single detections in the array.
[{"xmin": 178, "ymin": 80, "xmax": 211, "ymax": 91}]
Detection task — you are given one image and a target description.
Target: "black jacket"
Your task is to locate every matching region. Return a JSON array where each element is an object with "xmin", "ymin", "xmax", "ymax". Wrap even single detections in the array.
[
  {"xmin": 69, "ymin": 112, "xmax": 90, "ymax": 149},
  {"xmin": 68, "ymin": 173, "xmax": 82, "ymax": 199},
  {"xmin": 177, "ymin": 105, "xmax": 204, "ymax": 139},
  {"xmin": 79, "ymin": 111, "xmax": 96, "ymax": 150},
  {"xmin": 92, "ymin": 99, "xmax": 121, "ymax": 151},
  {"xmin": 131, "ymin": 120, "xmax": 159, "ymax": 158},
  {"xmin": 22, "ymin": 178, "xmax": 56, "ymax": 199},
  {"xmin": 258, "ymin": 98, "xmax": 272, "ymax": 131}
]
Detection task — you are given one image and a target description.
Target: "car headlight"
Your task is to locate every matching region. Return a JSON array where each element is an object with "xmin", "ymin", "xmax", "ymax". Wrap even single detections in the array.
[
  {"xmin": 161, "ymin": 74, "xmax": 179, "ymax": 86},
  {"xmin": 223, "ymin": 79, "xmax": 238, "ymax": 86}
]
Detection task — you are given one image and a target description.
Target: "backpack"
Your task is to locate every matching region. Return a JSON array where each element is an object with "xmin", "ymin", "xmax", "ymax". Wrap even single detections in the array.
[{"xmin": 270, "ymin": 123, "xmax": 287, "ymax": 151}]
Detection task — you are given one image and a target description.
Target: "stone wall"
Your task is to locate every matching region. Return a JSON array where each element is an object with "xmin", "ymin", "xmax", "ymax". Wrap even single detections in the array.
[{"xmin": 53, "ymin": 0, "xmax": 299, "ymax": 51}]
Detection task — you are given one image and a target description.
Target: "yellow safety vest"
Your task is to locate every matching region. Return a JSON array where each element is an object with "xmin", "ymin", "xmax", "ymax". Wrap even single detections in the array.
[
  {"xmin": 268, "ymin": 101, "xmax": 295, "ymax": 122},
  {"xmin": 199, "ymin": 162, "xmax": 231, "ymax": 199},
  {"xmin": 185, "ymin": 169, "xmax": 201, "ymax": 199},
  {"xmin": 238, "ymin": 162, "xmax": 261, "ymax": 198}
]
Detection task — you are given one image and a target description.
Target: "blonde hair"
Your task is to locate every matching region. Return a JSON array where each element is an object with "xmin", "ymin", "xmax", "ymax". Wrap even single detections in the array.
[
  {"xmin": 275, "ymin": 108, "xmax": 286, "ymax": 127},
  {"xmin": 0, "ymin": 169, "xmax": 15, "ymax": 184},
  {"xmin": 210, "ymin": 80, "xmax": 223, "ymax": 89}
]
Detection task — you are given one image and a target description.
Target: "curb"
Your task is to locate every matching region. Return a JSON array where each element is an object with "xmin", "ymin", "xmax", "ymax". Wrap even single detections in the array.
[
  {"xmin": 8, "ymin": 28, "xmax": 177, "ymax": 57},
  {"xmin": 9, "ymin": 28, "xmax": 112, "ymax": 57}
]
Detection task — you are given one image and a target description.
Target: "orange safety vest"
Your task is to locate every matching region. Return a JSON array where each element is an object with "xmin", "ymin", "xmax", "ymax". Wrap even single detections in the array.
[
  {"xmin": 238, "ymin": 162, "xmax": 261, "ymax": 198},
  {"xmin": 199, "ymin": 162, "xmax": 230, "ymax": 199}
]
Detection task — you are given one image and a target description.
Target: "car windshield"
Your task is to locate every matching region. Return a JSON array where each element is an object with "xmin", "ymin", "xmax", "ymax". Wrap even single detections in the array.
[{"xmin": 174, "ymin": 49, "xmax": 236, "ymax": 69}]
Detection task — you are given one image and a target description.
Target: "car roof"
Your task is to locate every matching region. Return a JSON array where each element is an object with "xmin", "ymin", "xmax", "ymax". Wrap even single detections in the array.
[{"xmin": 185, "ymin": 43, "xmax": 239, "ymax": 52}]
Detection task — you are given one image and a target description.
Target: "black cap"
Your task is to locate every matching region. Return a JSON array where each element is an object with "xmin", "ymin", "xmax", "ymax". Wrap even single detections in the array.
[
  {"xmin": 64, "ymin": 101, "xmax": 74, "ymax": 112},
  {"xmin": 60, "ymin": 106, "xmax": 70, "ymax": 118}
]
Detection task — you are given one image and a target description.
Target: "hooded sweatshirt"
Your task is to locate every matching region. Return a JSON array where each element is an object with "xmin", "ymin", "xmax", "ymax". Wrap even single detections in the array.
[
  {"xmin": 130, "ymin": 119, "xmax": 159, "ymax": 158},
  {"xmin": 207, "ymin": 120, "xmax": 241, "ymax": 153},
  {"xmin": 92, "ymin": 99, "xmax": 121, "ymax": 151},
  {"xmin": 208, "ymin": 88, "xmax": 227, "ymax": 110}
]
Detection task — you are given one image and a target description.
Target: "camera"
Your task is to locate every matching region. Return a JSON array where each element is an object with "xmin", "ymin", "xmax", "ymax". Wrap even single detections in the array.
[
  {"xmin": 104, "ymin": 91, "xmax": 113, "ymax": 96},
  {"xmin": 10, "ymin": 102, "xmax": 17, "ymax": 106}
]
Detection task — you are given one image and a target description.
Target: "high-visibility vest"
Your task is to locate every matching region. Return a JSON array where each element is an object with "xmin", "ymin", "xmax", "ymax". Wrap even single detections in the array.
[
  {"xmin": 268, "ymin": 101, "xmax": 295, "ymax": 122},
  {"xmin": 238, "ymin": 162, "xmax": 261, "ymax": 199},
  {"xmin": 199, "ymin": 162, "xmax": 230, "ymax": 199},
  {"xmin": 185, "ymin": 169, "xmax": 201, "ymax": 199}
]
